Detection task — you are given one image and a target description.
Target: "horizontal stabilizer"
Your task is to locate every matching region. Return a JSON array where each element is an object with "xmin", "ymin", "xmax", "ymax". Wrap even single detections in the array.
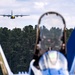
[{"xmin": 0, "ymin": 45, "xmax": 13, "ymax": 75}]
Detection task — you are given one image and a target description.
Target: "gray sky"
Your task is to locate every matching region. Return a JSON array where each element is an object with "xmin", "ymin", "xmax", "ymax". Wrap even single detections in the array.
[{"xmin": 0, "ymin": 0, "xmax": 75, "ymax": 29}]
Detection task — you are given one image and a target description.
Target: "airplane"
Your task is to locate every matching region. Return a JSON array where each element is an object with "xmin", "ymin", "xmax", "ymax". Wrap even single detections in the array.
[
  {"xmin": 30, "ymin": 11, "xmax": 69, "ymax": 75},
  {"xmin": 0, "ymin": 11, "xmax": 74, "ymax": 75},
  {"xmin": 0, "ymin": 11, "xmax": 29, "ymax": 19}
]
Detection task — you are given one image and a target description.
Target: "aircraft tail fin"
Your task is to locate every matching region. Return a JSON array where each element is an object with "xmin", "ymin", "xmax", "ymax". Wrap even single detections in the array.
[
  {"xmin": 67, "ymin": 28, "xmax": 75, "ymax": 71},
  {"xmin": 11, "ymin": 10, "xmax": 13, "ymax": 15},
  {"xmin": 70, "ymin": 57, "xmax": 75, "ymax": 74},
  {"xmin": 0, "ymin": 45, "xmax": 13, "ymax": 75}
]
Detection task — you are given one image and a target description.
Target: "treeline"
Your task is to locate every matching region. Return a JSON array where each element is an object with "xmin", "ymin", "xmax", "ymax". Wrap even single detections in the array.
[
  {"xmin": 0, "ymin": 25, "xmax": 36, "ymax": 73},
  {"xmin": 0, "ymin": 25, "xmax": 73, "ymax": 73}
]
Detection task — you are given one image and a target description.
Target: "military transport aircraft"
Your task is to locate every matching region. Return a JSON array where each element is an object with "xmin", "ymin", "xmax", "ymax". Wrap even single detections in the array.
[{"xmin": 0, "ymin": 11, "xmax": 29, "ymax": 19}]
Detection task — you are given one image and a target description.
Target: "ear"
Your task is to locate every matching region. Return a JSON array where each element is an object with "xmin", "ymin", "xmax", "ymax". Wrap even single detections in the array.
[{"xmin": 30, "ymin": 59, "xmax": 42, "ymax": 75}]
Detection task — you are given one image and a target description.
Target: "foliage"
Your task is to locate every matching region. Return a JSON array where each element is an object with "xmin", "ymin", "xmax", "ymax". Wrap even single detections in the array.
[{"xmin": 0, "ymin": 25, "xmax": 36, "ymax": 73}]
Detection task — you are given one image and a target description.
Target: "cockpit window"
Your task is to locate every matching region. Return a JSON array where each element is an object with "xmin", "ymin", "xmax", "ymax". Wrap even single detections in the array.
[
  {"xmin": 40, "ymin": 26, "xmax": 63, "ymax": 51},
  {"xmin": 37, "ymin": 12, "xmax": 66, "ymax": 52}
]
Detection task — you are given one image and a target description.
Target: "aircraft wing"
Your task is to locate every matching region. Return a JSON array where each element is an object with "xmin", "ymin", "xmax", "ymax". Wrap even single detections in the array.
[
  {"xmin": 0, "ymin": 15, "xmax": 11, "ymax": 17},
  {"xmin": 14, "ymin": 15, "xmax": 29, "ymax": 17}
]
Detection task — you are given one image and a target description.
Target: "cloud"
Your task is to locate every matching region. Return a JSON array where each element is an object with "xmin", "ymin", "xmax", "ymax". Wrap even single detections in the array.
[
  {"xmin": 0, "ymin": 0, "xmax": 75, "ymax": 29},
  {"xmin": 34, "ymin": 2, "xmax": 48, "ymax": 9},
  {"xmin": 0, "ymin": 0, "xmax": 15, "ymax": 6}
]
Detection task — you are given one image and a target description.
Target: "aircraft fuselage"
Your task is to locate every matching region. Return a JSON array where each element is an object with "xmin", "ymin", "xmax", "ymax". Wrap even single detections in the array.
[{"xmin": 11, "ymin": 16, "xmax": 15, "ymax": 19}]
